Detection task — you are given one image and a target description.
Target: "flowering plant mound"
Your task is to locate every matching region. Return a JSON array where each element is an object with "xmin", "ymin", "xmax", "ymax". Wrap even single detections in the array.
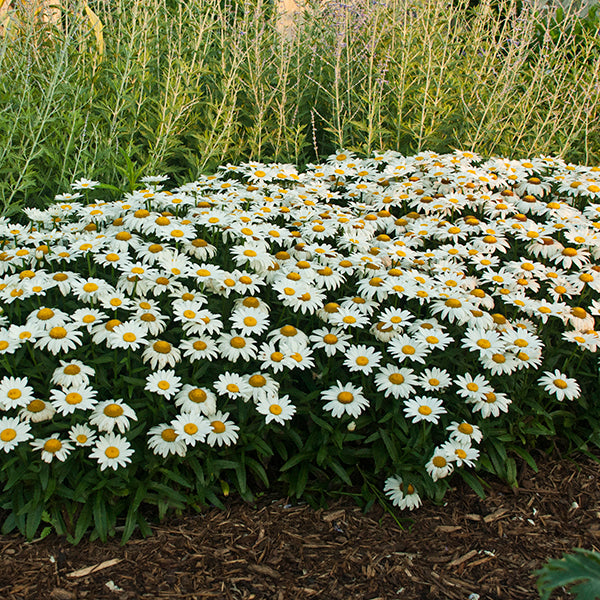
[{"xmin": 1, "ymin": 150, "xmax": 599, "ymax": 542}]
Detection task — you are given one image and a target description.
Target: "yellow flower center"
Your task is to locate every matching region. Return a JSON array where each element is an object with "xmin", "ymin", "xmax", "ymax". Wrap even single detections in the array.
[
  {"xmin": 122, "ymin": 332, "xmax": 137, "ymax": 343},
  {"xmin": 153, "ymin": 341, "xmax": 172, "ymax": 354},
  {"xmin": 193, "ymin": 340, "xmax": 207, "ymax": 351},
  {"xmin": 105, "ymin": 446, "xmax": 120, "ymax": 459},
  {"xmin": 226, "ymin": 383, "xmax": 240, "ymax": 393},
  {"xmin": 161, "ymin": 428, "xmax": 178, "ymax": 442},
  {"xmin": 149, "ymin": 244, "xmax": 163, "ymax": 253},
  {"xmin": 211, "ymin": 420, "xmax": 226, "ymax": 433},
  {"xmin": 432, "ymin": 456, "xmax": 447, "ymax": 468},
  {"xmin": 157, "ymin": 381, "xmax": 170, "ymax": 390},
  {"xmin": 49, "ymin": 326, "xmax": 67, "ymax": 339},
  {"xmin": 562, "ymin": 247, "xmax": 578, "ymax": 257},
  {"xmin": 491, "ymin": 353, "xmax": 505, "ymax": 364},
  {"xmin": 239, "ymin": 276, "xmax": 253, "ymax": 285},
  {"xmin": 271, "ymin": 352, "xmax": 284, "ymax": 363},
  {"xmin": 269, "ymin": 404, "xmax": 283, "ymax": 415},
  {"xmin": 466, "ymin": 382, "xmax": 479, "ymax": 392},
  {"xmin": 37, "ymin": 308, "xmax": 55, "ymax": 320},
  {"xmin": 7, "ymin": 389, "xmax": 21, "ymax": 400},
  {"xmin": 0, "ymin": 428, "xmax": 16, "ymax": 442},
  {"xmin": 418, "ymin": 405, "xmax": 432, "ymax": 415},
  {"xmin": 83, "ymin": 282, "xmax": 99, "ymax": 293},
  {"xmin": 572, "ymin": 307, "xmax": 587, "ymax": 319},
  {"xmin": 477, "ymin": 339, "xmax": 491, "ymax": 349},
  {"xmin": 553, "ymin": 378, "xmax": 568, "ymax": 389},
  {"xmin": 428, "ymin": 378, "xmax": 440, "ymax": 386},
  {"xmin": 337, "ymin": 392, "xmax": 354, "ymax": 404},
  {"xmin": 356, "ymin": 356, "xmax": 369, "ymax": 366},
  {"xmin": 156, "ymin": 277, "xmax": 170, "ymax": 286},
  {"xmin": 458, "ymin": 422, "xmax": 473, "ymax": 435},
  {"xmin": 104, "ymin": 403, "xmax": 124, "ymax": 417},
  {"xmin": 342, "ymin": 315, "xmax": 356, "ymax": 324},
  {"xmin": 184, "ymin": 423, "xmax": 198, "ymax": 435},
  {"xmin": 0, "ymin": 341, "xmax": 9, "ymax": 351},
  {"xmin": 402, "ymin": 345, "xmax": 415, "ymax": 355},
  {"xmin": 44, "ymin": 439, "xmax": 62, "ymax": 453},
  {"xmin": 230, "ymin": 336, "xmax": 246, "ymax": 349},
  {"xmin": 28, "ymin": 399, "xmax": 45, "ymax": 412},
  {"xmin": 188, "ymin": 389, "xmax": 207, "ymax": 403},
  {"xmin": 249, "ymin": 375, "xmax": 266, "ymax": 388},
  {"xmin": 65, "ymin": 392, "xmax": 82, "ymax": 405},
  {"xmin": 141, "ymin": 313, "xmax": 156, "ymax": 322},
  {"xmin": 484, "ymin": 392, "xmax": 497, "ymax": 403},
  {"xmin": 106, "ymin": 253, "xmax": 120, "ymax": 262},
  {"xmin": 456, "ymin": 449, "xmax": 467, "ymax": 459},
  {"xmin": 445, "ymin": 298, "xmax": 462, "ymax": 308},
  {"xmin": 388, "ymin": 373, "xmax": 405, "ymax": 385}
]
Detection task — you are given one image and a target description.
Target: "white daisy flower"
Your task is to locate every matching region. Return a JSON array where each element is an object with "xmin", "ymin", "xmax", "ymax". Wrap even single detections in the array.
[
  {"xmin": 171, "ymin": 412, "xmax": 212, "ymax": 447},
  {"xmin": 468, "ymin": 390, "xmax": 512, "ymax": 418},
  {"xmin": 31, "ymin": 436, "xmax": 74, "ymax": 463},
  {"xmin": 383, "ymin": 476, "xmax": 422, "ymax": 511},
  {"xmin": 89, "ymin": 432, "xmax": 134, "ymax": 471},
  {"xmin": 180, "ymin": 336, "xmax": 220, "ymax": 362},
  {"xmin": 50, "ymin": 360, "xmax": 95, "ymax": 389},
  {"xmin": 174, "ymin": 385, "xmax": 217, "ymax": 416},
  {"xmin": 230, "ymin": 307, "xmax": 270, "ymax": 337},
  {"xmin": 0, "ymin": 376, "xmax": 35, "ymax": 410},
  {"xmin": 403, "ymin": 395, "xmax": 447, "ymax": 424},
  {"xmin": 213, "ymin": 372, "xmax": 253, "ymax": 401},
  {"xmin": 426, "ymin": 448, "xmax": 454, "ymax": 481},
  {"xmin": 446, "ymin": 421, "xmax": 483, "ymax": 446},
  {"xmin": 141, "ymin": 340, "xmax": 182, "ymax": 370},
  {"xmin": 418, "ymin": 368, "xmax": 452, "ymax": 392},
  {"xmin": 106, "ymin": 321, "xmax": 149, "ymax": 351},
  {"xmin": 89, "ymin": 399, "xmax": 138, "ymax": 433},
  {"xmin": 145, "ymin": 369, "xmax": 182, "ymax": 400},
  {"xmin": 147, "ymin": 423, "xmax": 188, "ymax": 457},
  {"xmin": 257, "ymin": 340, "xmax": 296, "ymax": 373},
  {"xmin": 321, "ymin": 381, "xmax": 369, "ymax": 419},
  {"xmin": 440, "ymin": 439, "xmax": 480, "ymax": 468},
  {"xmin": 343, "ymin": 344, "xmax": 383, "ymax": 375},
  {"xmin": 0, "ymin": 416, "xmax": 33, "ymax": 452},
  {"xmin": 374, "ymin": 365, "xmax": 419, "ymax": 399},
  {"xmin": 309, "ymin": 327, "xmax": 352, "ymax": 357},
  {"xmin": 206, "ymin": 411, "xmax": 240, "ymax": 447},
  {"xmin": 538, "ymin": 370, "xmax": 581, "ymax": 401},
  {"xmin": 19, "ymin": 398, "xmax": 56, "ymax": 423},
  {"xmin": 68, "ymin": 424, "xmax": 97, "ymax": 447},
  {"xmin": 388, "ymin": 334, "xmax": 429, "ymax": 364},
  {"xmin": 49, "ymin": 386, "xmax": 98, "ymax": 416},
  {"xmin": 35, "ymin": 323, "xmax": 83, "ymax": 355},
  {"xmin": 256, "ymin": 394, "xmax": 296, "ymax": 425}
]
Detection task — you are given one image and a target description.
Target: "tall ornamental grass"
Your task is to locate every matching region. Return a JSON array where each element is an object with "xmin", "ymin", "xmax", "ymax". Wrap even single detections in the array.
[
  {"xmin": 0, "ymin": 0, "xmax": 598, "ymax": 217},
  {"xmin": 0, "ymin": 150, "xmax": 599, "ymax": 543}
]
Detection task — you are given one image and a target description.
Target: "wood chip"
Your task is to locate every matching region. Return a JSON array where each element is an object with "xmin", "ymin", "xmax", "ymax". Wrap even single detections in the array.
[
  {"xmin": 66, "ymin": 558, "xmax": 122, "ymax": 578},
  {"xmin": 447, "ymin": 550, "xmax": 478, "ymax": 567}
]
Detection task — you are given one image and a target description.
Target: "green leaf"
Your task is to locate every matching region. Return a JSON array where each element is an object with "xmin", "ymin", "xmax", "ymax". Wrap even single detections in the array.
[
  {"xmin": 456, "ymin": 469, "xmax": 486, "ymax": 500},
  {"xmin": 328, "ymin": 459, "xmax": 352, "ymax": 486},
  {"xmin": 537, "ymin": 548, "xmax": 600, "ymax": 600},
  {"xmin": 93, "ymin": 493, "xmax": 109, "ymax": 542}
]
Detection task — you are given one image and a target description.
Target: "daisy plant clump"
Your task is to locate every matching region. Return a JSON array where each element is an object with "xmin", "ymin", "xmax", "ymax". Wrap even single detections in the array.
[{"xmin": 1, "ymin": 153, "xmax": 599, "ymax": 542}]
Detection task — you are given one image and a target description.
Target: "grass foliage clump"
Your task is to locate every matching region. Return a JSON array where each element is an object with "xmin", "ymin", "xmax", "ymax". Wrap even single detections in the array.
[
  {"xmin": 0, "ymin": 150, "xmax": 599, "ymax": 543},
  {"xmin": 0, "ymin": 0, "xmax": 599, "ymax": 216}
]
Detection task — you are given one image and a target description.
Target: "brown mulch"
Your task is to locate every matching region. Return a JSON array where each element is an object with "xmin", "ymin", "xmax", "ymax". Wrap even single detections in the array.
[{"xmin": 1, "ymin": 451, "xmax": 599, "ymax": 600}]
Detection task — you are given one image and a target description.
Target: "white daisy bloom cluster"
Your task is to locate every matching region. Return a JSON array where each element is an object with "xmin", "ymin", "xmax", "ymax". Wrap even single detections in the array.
[{"xmin": 0, "ymin": 150, "xmax": 598, "ymax": 507}]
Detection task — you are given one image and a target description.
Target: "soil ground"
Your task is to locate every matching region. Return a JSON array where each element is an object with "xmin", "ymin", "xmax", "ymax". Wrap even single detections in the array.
[{"xmin": 1, "ymin": 450, "xmax": 599, "ymax": 600}]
